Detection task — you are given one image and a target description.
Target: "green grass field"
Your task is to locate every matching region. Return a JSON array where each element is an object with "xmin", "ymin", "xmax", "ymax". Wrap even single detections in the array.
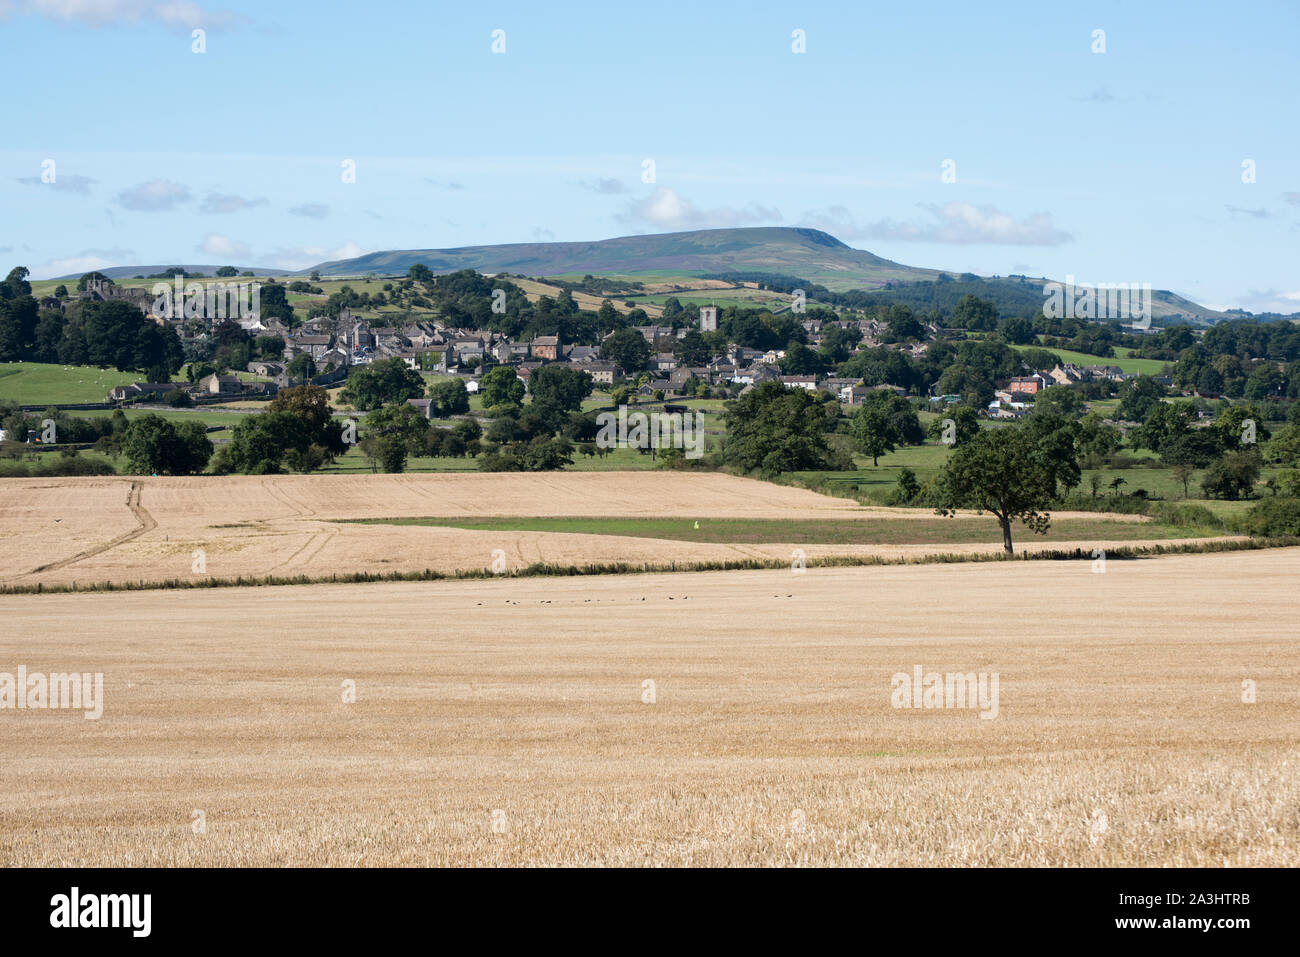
[
  {"xmin": 789, "ymin": 442, "xmax": 954, "ymax": 501},
  {"xmin": 1079, "ymin": 465, "xmax": 1287, "ymax": 516},
  {"xmin": 0, "ymin": 362, "xmax": 139, "ymax": 405},
  {"xmin": 348, "ymin": 514, "xmax": 1202, "ymax": 546},
  {"xmin": 1015, "ymin": 343, "xmax": 1171, "ymax": 376},
  {"xmin": 628, "ymin": 291, "xmax": 794, "ymax": 310}
]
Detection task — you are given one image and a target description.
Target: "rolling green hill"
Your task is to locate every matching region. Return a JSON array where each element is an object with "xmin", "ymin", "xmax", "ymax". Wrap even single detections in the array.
[
  {"xmin": 306, "ymin": 227, "xmax": 944, "ymax": 289},
  {"xmin": 43, "ymin": 226, "xmax": 1229, "ymax": 323}
]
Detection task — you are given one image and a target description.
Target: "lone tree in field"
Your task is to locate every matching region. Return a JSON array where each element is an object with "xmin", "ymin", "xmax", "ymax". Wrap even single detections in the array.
[
  {"xmin": 852, "ymin": 401, "xmax": 898, "ymax": 466},
  {"xmin": 932, "ymin": 426, "xmax": 1064, "ymax": 554}
]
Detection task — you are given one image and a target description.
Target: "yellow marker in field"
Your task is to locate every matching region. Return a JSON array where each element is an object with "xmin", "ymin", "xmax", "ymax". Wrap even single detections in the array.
[{"xmin": 693, "ymin": 521, "xmax": 699, "ymax": 529}]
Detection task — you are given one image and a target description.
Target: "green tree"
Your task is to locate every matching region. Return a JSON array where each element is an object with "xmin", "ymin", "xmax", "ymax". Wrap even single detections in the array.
[
  {"xmin": 1172, "ymin": 463, "xmax": 1197, "ymax": 498},
  {"xmin": 215, "ymin": 266, "xmax": 239, "ymax": 278},
  {"xmin": 885, "ymin": 304, "xmax": 925, "ymax": 341},
  {"xmin": 674, "ymin": 330, "xmax": 712, "ymax": 366},
  {"xmin": 1197, "ymin": 364, "xmax": 1225, "ymax": 396},
  {"xmin": 933, "ymin": 426, "xmax": 1065, "ymax": 554},
  {"xmin": 1132, "ymin": 400, "xmax": 1195, "ymax": 453},
  {"xmin": 520, "ymin": 435, "xmax": 574, "ymax": 471},
  {"xmin": 428, "ymin": 377, "xmax": 471, "ymax": 416},
  {"xmin": 927, "ymin": 405, "xmax": 981, "ymax": 447},
  {"xmin": 366, "ymin": 436, "xmax": 408, "ymax": 473},
  {"xmin": 934, "ymin": 363, "xmax": 994, "ymax": 408},
  {"xmin": 267, "ymin": 385, "xmax": 348, "ymax": 459},
  {"xmin": 818, "ymin": 324, "xmax": 861, "ymax": 363},
  {"xmin": 528, "ymin": 365, "xmax": 593, "ymax": 415},
  {"xmin": 339, "ymin": 358, "xmax": 425, "ymax": 411},
  {"xmin": 76, "ymin": 299, "xmax": 182, "ymax": 374},
  {"xmin": 1201, "ymin": 450, "xmax": 1262, "ymax": 500},
  {"xmin": 1116, "ymin": 376, "xmax": 1167, "ymax": 422},
  {"xmin": 852, "ymin": 402, "xmax": 897, "ymax": 465},
  {"xmin": 851, "ymin": 392, "xmax": 923, "ymax": 465},
  {"xmin": 600, "ymin": 327, "xmax": 651, "ymax": 372},
  {"xmin": 286, "ymin": 353, "xmax": 317, "ymax": 381},
  {"xmin": 1161, "ymin": 429, "xmax": 1223, "ymax": 469},
  {"xmin": 479, "ymin": 365, "xmax": 526, "ymax": 408},
  {"xmin": 722, "ymin": 381, "xmax": 843, "ymax": 473},
  {"xmin": 951, "ymin": 294, "xmax": 999, "ymax": 331},
  {"xmin": 0, "ymin": 290, "xmax": 38, "ymax": 361},
  {"xmin": 1029, "ymin": 386, "xmax": 1084, "ymax": 420},
  {"xmin": 1241, "ymin": 497, "xmax": 1300, "ymax": 537},
  {"xmin": 780, "ymin": 342, "xmax": 828, "ymax": 377},
  {"xmin": 255, "ymin": 335, "xmax": 285, "ymax": 360},
  {"xmin": 217, "ymin": 411, "xmax": 311, "ymax": 474},
  {"xmin": 257, "ymin": 283, "xmax": 295, "ymax": 328},
  {"xmin": 892, "ymin": 467, "xmax": 921, "ymax": 504},
  {"xmin": 1213, "ymin": 404, "xmax": 1270, "ymax": 450},
  {"xmin": 364, "ymin": 402, "xmax": 429, "ymax": 453},
  {"xmin": 121, "ymin": 415, "xmax": 212, "ymax": 475},
  {"xmin": 998, "ymin": 316, "xmax": 1036, "ymax": 345}
]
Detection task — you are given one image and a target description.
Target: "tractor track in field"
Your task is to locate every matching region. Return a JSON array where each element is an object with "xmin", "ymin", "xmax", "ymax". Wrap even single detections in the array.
[{"xmin": 7, "ymin": 479, "xmax": 157, "ymax": 580}]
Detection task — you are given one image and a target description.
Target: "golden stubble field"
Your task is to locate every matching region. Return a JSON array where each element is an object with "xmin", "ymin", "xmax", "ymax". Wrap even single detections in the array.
[
  {"xmin": 0, "ymin": 472, "xmax": 1175, "ymax": 590},
  {"xmin": 0, "ymin": 549, "xmax": 1296, "ymax": 866}
]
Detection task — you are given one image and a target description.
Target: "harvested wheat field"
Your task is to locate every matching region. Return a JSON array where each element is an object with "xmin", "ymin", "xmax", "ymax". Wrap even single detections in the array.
[
  {"xmin": 0, "ymin": 548, "xmax": 1296, "ymax": 866},
  {"xmin": 0, "ymin": 472, "xmax": 1182, "ymax": 590}
]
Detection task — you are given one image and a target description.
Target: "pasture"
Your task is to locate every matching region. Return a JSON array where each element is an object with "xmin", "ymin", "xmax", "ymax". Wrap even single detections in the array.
[{"xmin": 0, "ymin": 362, "xmax": 138, "ymax": 405}]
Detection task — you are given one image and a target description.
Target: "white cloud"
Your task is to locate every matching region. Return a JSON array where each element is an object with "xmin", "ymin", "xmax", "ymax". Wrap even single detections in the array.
[
  {"xmin": 804, "ymin": 201, "xmax": 1073, "ymax": 246},
  {"xmin": 1224, "ymin": 288, "xmax": 1300, "ymax": 315},
  {"xmin": 116, "ymin": 178, "xmax": 192, "ymax": 211},
  {"xmin": 796, "ymin": 205, "xmax": 861, "ymax": 239},
  {"xmin": 200, "ymin": 192, "xmax": 267, "ymax": 214},
  {"xmin": 266, "ymin": 240, "xmax": 365, "ymax": 271},
  {"xmin": 29, "ymin": 247, "xmax": 134, "ymax": 280},
  {"xmin": 616, "ymin": 187, "xmax": 780, "ymax": 229},
  {"xmin": 197, "ymin": 233, "xmax": 250, "ymax": 260}
]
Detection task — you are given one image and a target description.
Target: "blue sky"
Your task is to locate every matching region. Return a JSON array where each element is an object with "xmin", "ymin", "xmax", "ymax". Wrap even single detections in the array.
[{"xmin": 2, "ymin": 0, "xmax": 1297, "ymax": 312}]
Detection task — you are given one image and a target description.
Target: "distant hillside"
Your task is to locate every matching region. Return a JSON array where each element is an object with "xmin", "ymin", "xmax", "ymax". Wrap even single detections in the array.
[
  {"xmin": 54, "ymin": 265, "xmax": 283, "ymax": 280},
  {"xmin": 729, "ymin": 273, "xmax": 1228, "ymax": 324},
  {"xmin": 48, "ymin": 227, "xmax": 1230, "ymax": 323},
  {"xmin": 305, "ymin": 227, "xmax": 944, "ymax": 289}
]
